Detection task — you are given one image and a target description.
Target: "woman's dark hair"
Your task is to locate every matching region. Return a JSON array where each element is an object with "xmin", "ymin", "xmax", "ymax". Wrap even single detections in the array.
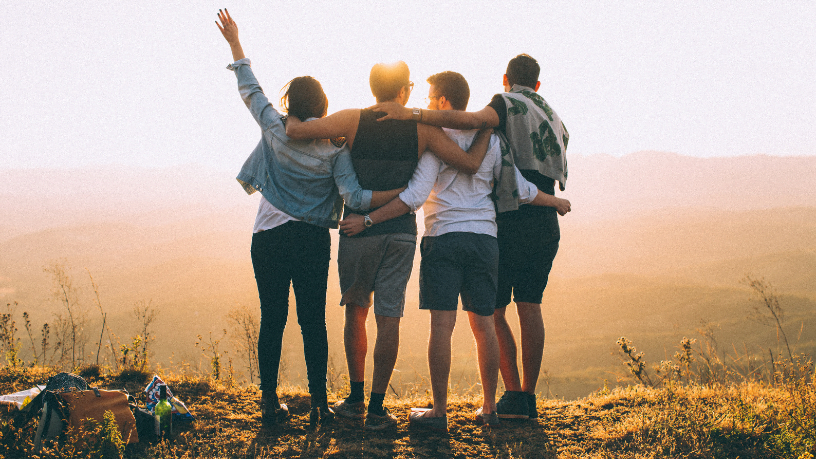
[{"xmin": 281, "ymin": 76, "xmax": 328, "ymax": 120}]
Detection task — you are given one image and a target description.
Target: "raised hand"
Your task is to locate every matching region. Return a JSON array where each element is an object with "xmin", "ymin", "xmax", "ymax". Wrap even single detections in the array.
[
  {"xmin": 216, "ymin": 8, "xmax": 239, "ymax": 46},
  {"xmin": 216, "ymin": 9, "xmax": 245, "ymax": 61}
]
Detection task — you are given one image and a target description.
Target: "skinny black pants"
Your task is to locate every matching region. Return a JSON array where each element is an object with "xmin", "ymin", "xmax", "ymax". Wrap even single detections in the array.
[{"xmin": 251, "ymin": 221, "xmax": 330, "ymax": 402}]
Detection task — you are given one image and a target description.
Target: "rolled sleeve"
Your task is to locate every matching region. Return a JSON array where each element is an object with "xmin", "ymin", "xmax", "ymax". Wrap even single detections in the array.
[
  {"xmin": 515, "ymin": 166, "xmax": 539, "ymax": 204},
  {"xmin": 226, "ymin": 57, "xmax": 251, "ymax": 70},
  {"xmin": 333, "ymin": 151, "xmax": 372, "ymax": 210},
  {"xmin": 398, "ymin": 151, "xmax": 440, "ymax": 211},
  {"xmin": 228, "ymin": 58, "xmax": 281, "ymax": 130}
]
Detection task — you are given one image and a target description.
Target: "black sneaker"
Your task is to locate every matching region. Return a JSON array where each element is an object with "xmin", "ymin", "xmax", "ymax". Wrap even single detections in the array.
[
  {"xmin": 525, "ymin": 392, "xmax": 538, "ymax": 419},
  {"xmin": 474, "ymin": 408, "xmax": 500, "ymax": 427},
  {"xmin": 333, "ymin": 399, "xmax": 366, "ymax": 419},
  {"xmin": 260, "ymin": 394, "xmax": 289, "ymax": 425},
  {"xmin": 495, "ymin": 391, "xmax": 529, "ymax": 420},
  {"xmin": 309, "ymin": 405, "xmax": 335, "ymax": 430}
]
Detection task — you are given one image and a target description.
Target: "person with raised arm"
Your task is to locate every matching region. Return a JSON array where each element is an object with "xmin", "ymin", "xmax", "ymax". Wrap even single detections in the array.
[
  {"xmin": 216, "ymin": 9, "xmax": 405, "ymax": 429},
  {"xmin": 370, "ymin": 55, "xmax": 570, "ymax": 420},
  {"xmin": 339, "ymin": 71, "xmax": 569, "ymax": 431},
  {"xmin": 284, "ymin": 62, "xmax": 490, "ymax": 431}
]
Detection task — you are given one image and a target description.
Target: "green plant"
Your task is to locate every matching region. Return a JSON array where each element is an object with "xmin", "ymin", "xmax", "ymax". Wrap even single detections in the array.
[
  {"xmin": 97, "ymin": 410, "xmax": 126, "ymax": 459},
  {"xmin": 87, "ymin": 269, "xmax": 116, "ymax": 368},
  {"xmin": 743, "ymin": 275, "xmax": 794, "ymax": 363},
  {"xmin": 40, "ymin": 322, "xmax": 54, "ymax": 366},
  {"xmin": 617, "ymin": 336, "xmax": 654, "ymax": 387},
  {"xmin": 133, "ymin": 300, "xmax": 156, "ymax": 371},
  {"xmin": 0, "ymin": 303, "xmax": 22, "ymax": 369},
  {"xmin": 46, "ymin": 263, "xmax": 88, "ymax": 369},
  {"xmin": 766, "ymin": 357, "xmax": 816, "ymax": 456},
  {"xmin": 196, "ymin": 329, "xmax": 227, "ymax": 381}
]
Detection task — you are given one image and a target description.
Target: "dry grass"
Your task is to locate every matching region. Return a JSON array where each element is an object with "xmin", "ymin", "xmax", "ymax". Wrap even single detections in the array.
[{"xmin": 1, "ymin": 366, "xmax": 815, "ymax": 458}]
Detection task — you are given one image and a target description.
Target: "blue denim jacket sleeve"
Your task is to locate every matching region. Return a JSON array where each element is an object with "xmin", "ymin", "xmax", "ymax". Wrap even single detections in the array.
[
  {"xmin": 332, "ymin": 150, "xmax": 372, "ymax": 211},
  {"xmin": 228, "ymin": 58, "xmax": 282, "ymax": 130}
]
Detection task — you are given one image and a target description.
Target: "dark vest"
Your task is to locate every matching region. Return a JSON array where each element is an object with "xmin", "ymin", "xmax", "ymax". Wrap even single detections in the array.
[{"xmin": 344, "ymin": 108, "xmax": 419, "ymax": 237}]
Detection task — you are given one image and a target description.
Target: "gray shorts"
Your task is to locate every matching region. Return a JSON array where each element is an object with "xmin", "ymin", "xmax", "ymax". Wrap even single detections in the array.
[{"xmin": 338, "ymin": 233, "xmax": 417, "ymax": 318}]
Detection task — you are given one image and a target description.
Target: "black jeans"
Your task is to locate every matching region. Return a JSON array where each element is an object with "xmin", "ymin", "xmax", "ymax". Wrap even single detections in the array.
[{"xmin": 251, "ymin": 221, "xmax": 330, "ymax": 402}]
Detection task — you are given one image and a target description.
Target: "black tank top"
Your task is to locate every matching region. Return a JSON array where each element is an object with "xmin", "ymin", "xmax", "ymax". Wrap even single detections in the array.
[{"xmin": 344, "ymin": 108, "xmax": 419, "ymax": 237}]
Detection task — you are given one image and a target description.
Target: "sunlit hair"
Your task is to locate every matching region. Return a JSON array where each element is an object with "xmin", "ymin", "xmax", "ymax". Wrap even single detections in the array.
[
  {"xmin": 369, "ymin": 61, "xmax": 410, "ymax": 103},
  {"xmin": 506, "ymin": 54, "xmax": 540, "ymax": 89},
  {"xmin": 280, "ymin": 76, "xmax": 328, "ymax": 120},
  {"xmin": 427, "ymin": 71, "xmax": 470, "ymax": 110}
]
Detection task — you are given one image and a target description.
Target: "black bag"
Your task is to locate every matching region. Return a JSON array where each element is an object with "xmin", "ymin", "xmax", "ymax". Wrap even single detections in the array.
[{"xmin": 131, "ymin": 404, "xmax": 158, "ymax": 443}]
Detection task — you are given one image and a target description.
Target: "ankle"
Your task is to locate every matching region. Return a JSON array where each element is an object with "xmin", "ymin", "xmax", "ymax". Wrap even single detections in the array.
[
  {"xmin": 262, "ymin": 390, "xmax": 279, "ymax": 405},
  {"xmin": 368, "ymin": 392, "xmax": 385, "ymax": 414}
]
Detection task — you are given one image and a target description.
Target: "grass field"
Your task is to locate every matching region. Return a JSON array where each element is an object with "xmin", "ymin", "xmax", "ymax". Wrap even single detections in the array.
[{"xmin": 1, "ymin": 364, "xmax": 814, "ymax": 458}]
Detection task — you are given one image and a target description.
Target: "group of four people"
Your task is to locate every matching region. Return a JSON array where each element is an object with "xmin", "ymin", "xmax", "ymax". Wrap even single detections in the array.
[{"xmin": 217, "ymin": 9, "xmax": 571, "ymax": 432}]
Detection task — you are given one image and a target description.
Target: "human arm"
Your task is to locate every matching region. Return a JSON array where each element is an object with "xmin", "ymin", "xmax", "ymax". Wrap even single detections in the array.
[
  {"xmin": 530, "ymin": 191, "xmax": 571, "ymax": 216},
  {"xmin": 217, "ymin": 10, "xmax": 279, "ymax": 129},
  {"xmin": 216, "ymin": 9, "xmax": 245, "ymax": 61},
  {"xmin": 501, "ymin": 160, "xmax": 571, "ymax": 216},
  {"xmin": 372, "ymin": 102, "xmax": 500, "ymax": 130},
  {"xmin": 285, "ymin": 109, "xmax": 360, "ymax": 143},
  {"xmin": 332, "ymin": 151, "xmax": 406, "ymax": 211},
  {"xmin": 339, "ymin": 153, "xmax": 439, "ymax": 236},
  {"xmin": 339, "ymin": 199, "xmax": 411, "ymax": 237},
  {"xmin": 419, "ymin": 126, "xmax": 491, "ymax": 174},
  {"xmin": 370, "ymin": 188, "xmax": 407, "ymax": 208}
]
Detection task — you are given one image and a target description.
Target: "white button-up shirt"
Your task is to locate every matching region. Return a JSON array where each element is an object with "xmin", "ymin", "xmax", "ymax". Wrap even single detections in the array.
[{"xmin": 398, "ymin": 129, "xmax": 539, "ymax": 238}]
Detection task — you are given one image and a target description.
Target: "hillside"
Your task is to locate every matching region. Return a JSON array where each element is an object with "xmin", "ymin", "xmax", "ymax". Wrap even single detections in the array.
[
  {"xmin": 1, "ymin": 368, "xmax": 813, "ymax": 458},
  {"xmin": 1, "ymin": 153, "xmax": 815, "ymax": 399}
]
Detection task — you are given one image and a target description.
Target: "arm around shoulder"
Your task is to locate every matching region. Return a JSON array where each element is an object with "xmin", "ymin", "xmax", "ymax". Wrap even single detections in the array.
[
  {"xmin": 285, "ymin": 109, "xmax": 359, "ymax": 140},
  {"xmin": 421, "ymin": 106, "xmax": 499, "ymax": 130},
  {"xmin": 421, "ymin": 126, "xmax": 491, "ymax": 174},
  {"xmin": 372, "ymin": 103, "xmax": 499, "ymax": 130}
]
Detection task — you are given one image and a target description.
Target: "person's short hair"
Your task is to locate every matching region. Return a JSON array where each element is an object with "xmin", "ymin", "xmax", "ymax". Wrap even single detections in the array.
[
  {"xmin": 506, "ymin": 54, "xmax": 540, "ymax": 89},
  {"xmin": 281, "ymin": 76, "xmax": 328, "ymax": 120},
  {"xmin": 369, "ymin": 61, "xmax": 410, "ymax": 102},
  {"xmin": 427, "ymin": 71, "xmax": 470, "ymax": 110}
]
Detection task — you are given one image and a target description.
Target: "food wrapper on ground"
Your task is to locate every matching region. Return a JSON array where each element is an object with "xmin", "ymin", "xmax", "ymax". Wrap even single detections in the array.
[
  {"xmin": 0, "ymin": 385, "xmax": 45, "ymax": 410},
  {"xmin": 145, "ymin": 375, "xmax": 194, "ymax": 420}
]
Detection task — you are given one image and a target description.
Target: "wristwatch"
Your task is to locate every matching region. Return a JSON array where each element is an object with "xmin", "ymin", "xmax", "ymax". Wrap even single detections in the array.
[
  {"xmin": 363, "ymin": 214, "xmax": 373, "ymax": 228},
  {"xmin": 411, "ymin": 108, "xmax": 421, "ymax": 121}
]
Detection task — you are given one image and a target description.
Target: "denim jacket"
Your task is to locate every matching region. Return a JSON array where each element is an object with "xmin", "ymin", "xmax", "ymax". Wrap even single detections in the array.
[{"xmin": 229, "ymin": 58, "xmax": 372, "ymax": 228}]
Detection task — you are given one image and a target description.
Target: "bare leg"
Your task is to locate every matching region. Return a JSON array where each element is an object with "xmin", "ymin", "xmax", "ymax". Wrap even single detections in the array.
[
  {"xmin": 371, "ymin": 314, "xmax": 400, "ymax": 394},
  {"xmin": 425, "ymin": 309, "xmax": 457, "ymax": 417},
  {"xmin": 516, "ymin": 301, "xmax": 545, "ymax": 394},
  {"xmin": 493, "ymin": 306, "xmax": 522, "ymax": 392},
  {"xmin": 344, "ymin": 303, "xmax": 369, "ymax": 383},
  {"xmin": 467, "ymin": 311, "xmax": 499, "ymax": 414}
]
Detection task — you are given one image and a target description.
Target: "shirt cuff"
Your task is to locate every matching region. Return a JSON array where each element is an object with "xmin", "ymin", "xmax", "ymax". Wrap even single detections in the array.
[
  {"xmin": 226, "ymin": 58, "xmax": 251, "ymax": 70},
  {"xmin": 397, "ymin": 190, "xmax": 421, "ymax": 212}
]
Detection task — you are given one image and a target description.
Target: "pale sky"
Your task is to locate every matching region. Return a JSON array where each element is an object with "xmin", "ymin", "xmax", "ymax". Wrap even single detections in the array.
[{"xmin": 2, "ymin": 1, "xmax": 814, "ymax": 171}]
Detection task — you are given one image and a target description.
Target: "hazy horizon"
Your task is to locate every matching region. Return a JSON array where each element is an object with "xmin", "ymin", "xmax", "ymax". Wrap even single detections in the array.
[{"xmin": 2, "ymin": 152, "xmax": 814, "ymax": 399}]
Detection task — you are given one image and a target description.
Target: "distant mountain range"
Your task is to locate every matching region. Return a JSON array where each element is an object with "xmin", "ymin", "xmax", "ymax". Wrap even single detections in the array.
[
  {"xmin": 1, "ymin": 152, "xmax": 814, "ymax": 399},
  {"xmin": 3, "ymin": 152, "xmax": 814, "ymax": 241},
  {"xmin": 564, "ymin": 151, "xmax": 816, "ymax": 221}
]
